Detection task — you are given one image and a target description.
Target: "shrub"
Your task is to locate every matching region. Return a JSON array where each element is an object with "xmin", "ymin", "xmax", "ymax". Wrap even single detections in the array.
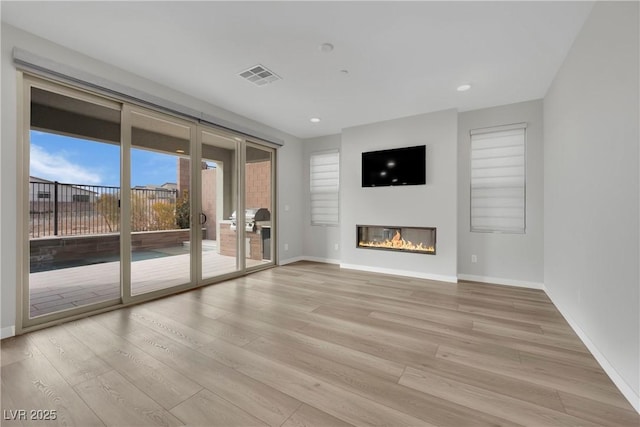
[
  {"xmin": 152, "ymin": 202, "xmax": 177, "ymax": 230},
  {"xmin": 176, "ymin": 190, "xmax": 190, "ymax": 229}
]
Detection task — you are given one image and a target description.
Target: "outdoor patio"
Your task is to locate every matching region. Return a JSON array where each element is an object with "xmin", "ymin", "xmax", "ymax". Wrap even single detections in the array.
[{"xmin": 29, "ymin": 242, "xmax": 267, "ymax": 318}]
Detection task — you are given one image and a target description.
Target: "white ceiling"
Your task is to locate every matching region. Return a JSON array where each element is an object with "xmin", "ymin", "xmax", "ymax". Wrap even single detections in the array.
[{"xmin": 2, "ymin": 1, "xmax": 594, "ymax": 139}]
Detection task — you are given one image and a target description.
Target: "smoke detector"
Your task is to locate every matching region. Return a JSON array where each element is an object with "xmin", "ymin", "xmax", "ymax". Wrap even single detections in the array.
[{"xmin": 238, "ymin": 64, "xmax": 281, "ymax": 86}]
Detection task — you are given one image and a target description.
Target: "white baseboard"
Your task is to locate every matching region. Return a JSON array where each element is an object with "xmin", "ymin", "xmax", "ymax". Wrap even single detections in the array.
[
  {"xmin": 279, "ymin": 256, "xmax": 342, "ymax": 266},
  {"xmin": 457, "ymin": 274, "xmax": 544, "ymax": 290},
  {"xmin": 301, "ymin": 256, "xmax": 341, "ymax": 265},
  {"xmin": 340, "ymin": 263, "xmax": 457, "ymax": 283},
  {"xmin": 278, "ymin": 256, "xmax": 306, "ymax": 266},
  {"xmin": 544, "ymin": 285, "xmax": 640, "ymax": 413},
  {"xmin": 1, "ymin": 325, "xmax": 16, "ymax": 339}
]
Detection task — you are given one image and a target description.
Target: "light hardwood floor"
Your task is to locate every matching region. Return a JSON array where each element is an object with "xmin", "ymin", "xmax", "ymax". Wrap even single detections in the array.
[{"xmin": 2, "ymin": 261, "xmax": 638, "ymax": 426}]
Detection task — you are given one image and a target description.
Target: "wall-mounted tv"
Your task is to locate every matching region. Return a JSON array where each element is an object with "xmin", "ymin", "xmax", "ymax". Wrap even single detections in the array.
[{"xmin": 362, "ymin": 145, "xmax": 426, "ymax": 187}]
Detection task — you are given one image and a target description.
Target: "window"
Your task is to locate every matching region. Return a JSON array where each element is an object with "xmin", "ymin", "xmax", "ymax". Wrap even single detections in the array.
[
  {"xmin": 37, "ymin": 191, "xmax": 50, "ymax": 199},
  {"xmin": 470, "ymin": 124, "xmax": 526, "ymax": 233},
  {"xmin": 310, "ymin": 151, "xmax": 340, "ymax": 225},
  {"xmin": 72, "ymin": 194, "xmax": 90, "ymax": 202}
]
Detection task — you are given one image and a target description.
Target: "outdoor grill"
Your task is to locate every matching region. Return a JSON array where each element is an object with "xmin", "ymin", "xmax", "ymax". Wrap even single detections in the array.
[{"xmin": 230, "ymin": 208, "xmax": 270, "ymax": 232}]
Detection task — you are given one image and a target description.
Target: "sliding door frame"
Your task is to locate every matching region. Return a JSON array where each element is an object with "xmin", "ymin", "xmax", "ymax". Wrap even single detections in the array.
[
  {"xmin": 17, "ymin": 74, "xmax": 124, "ymax": 331},
  {"xmin": 244, "ymin": 139, "xmax": 277, "ymax": 273},
  {"xmin": 16, "ymin": 73, "xmax": 278, "ymax": 335},
  {"xmin": 195, "ymin": 124, "xmax": 247, "ymax": 285},
  {"xmin": 122, "ymin": 104, "xmax": 200, "ymax": 304}
]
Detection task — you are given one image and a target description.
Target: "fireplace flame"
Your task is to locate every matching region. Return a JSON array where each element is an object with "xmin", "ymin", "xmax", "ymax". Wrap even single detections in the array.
[{"xmin": 359, "ymin": 230, "xmax": 435, "ymax": 253}]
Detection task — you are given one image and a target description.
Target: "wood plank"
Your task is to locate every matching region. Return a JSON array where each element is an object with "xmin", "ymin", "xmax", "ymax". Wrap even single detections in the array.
[
  {"xmin": 458, "ymin": 302, "xmax": 565, "ymax": 326},
  {"xmin": 207, "ymin": 313, "xmax": 405, "ymax": 382},
  {"xmin": 141, "ymin": 300, "xmax": 259, "ymax": 347},
  {"xmin": 126, "ymin": 306, "xmax": 219, "ymax": 349},
  {"xmin": 369, "ymin": 306, "xmax": 475, "ymax": 331},
  {"xmin": 194, "ymin": 335, "xmax": 438, "ymax": 427},
  {"xmin": 279, "ymin": 318, "xmax": 437, "ymax": 367},
  {"xmin": 557, "ymin": 391, "xmax": 640, "ymax": 426},
  {"xmin": 119, "ymin": 324, "xmax": 301, "ymax": 427},
  {"xmin": 192, "ymin": 284, "xmax": 321, "ymax": 313},
  {"xmin": 170, "ymin": 389, "xmax": 270, "ymax": 426},
  {"xmin": 67, "ymin": 318, "xmax": 203, "ymax": 410},
  {"xmin": 406, "ymin": 353, "xmax": 567, "ymax": 412},
  {"xmin": 436, "ymin": 344, "xmax": 631, "ymax": 410},
  {"xmin": 281, "ymin": 404, "xmax": 354, "ymax": 427},
  {"xmin": 1, "ymin": 336, "xmax": 43, "ymax": 367},
  {"xmin": 243, "ymin": 336, "xmax": 517, "ymax": 426},
  {"xmin": 472, "ymin": 320, "xmax": 589, "ymax": 353},
  {"xmin": 400, "ymin": 366, "xmax": 602, "ymax": 427},
  {"xmin": 145, "ymin": 294, "xmax": 229, "ymax": 321},
  {"xmin": 0, "ymin": 382, "xmax": 29, "ymax": 427},
  {"xmin": 296, "ymin": 284, "xmax": 549, "ymax": 334},
  {"xmin": 310, "ymin": 305, "xmax": 522, "ymax": 364},
  {"xmin": 27, "ymin": 327, "xmax": 111, "ymax": 386},
  {"xmin": 73, "ymin": 370, "xmax": 183, "ymax": 426},
  {"xmin": 1, "ymin": 355, "xmax": 105, "ymax": 426}
]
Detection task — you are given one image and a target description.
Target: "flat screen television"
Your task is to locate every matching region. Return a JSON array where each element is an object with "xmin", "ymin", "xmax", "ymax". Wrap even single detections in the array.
[{"xmin": 362, "ymin": 145, "xmax": 426, "ymax": 187}]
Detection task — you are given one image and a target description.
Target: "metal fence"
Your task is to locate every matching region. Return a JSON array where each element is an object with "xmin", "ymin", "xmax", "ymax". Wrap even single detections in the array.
[{"xmin": 29, "ymin": 181, "xmax": 179, "ymax": 238}]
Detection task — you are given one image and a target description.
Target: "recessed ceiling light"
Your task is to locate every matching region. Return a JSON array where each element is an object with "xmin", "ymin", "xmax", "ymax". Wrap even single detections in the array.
[
  {"xmin": 319, "ymin": 43, "xmax": 334, "ymax": 53},
  {"xmin": 176, "ymin": 149, "xmax": 185, "ymax": 154},
  {"xmin": 457, "ymin": 84, "xmax": 472, "ymax": 92},
  {"xmin": 310, "ymin": 117, "xmax": 321, "ymax": 123}
]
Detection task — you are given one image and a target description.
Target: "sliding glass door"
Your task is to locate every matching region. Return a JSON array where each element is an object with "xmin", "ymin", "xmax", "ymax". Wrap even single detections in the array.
[
  {"xmin": 244, "ymin": 142, "xmax": 275, "ymax": 270},
  {"xmin": 21, "ymin": 75, "xmax": 277, "ymax": 329},
  {"xmin": 23, "ymin": 77, "xmax": 123, "ymax": 322},
  {"xmin": 198, "ymin": 128, "xmax": 240, "ymax": 282},
  {"xmin": 127, "ymin": 107, "xmax": 195, "ymax": 296}
]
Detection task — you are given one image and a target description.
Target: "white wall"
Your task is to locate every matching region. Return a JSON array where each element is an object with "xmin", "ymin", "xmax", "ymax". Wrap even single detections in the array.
[
  {"xmin": 340, "ymin": 109, "xmax": 458, "ymax": 281},
  {"xmin": 458, "ymin": 100, "xmax": 544, "ymax": 288},
  {"xmin": 302, "ymin": 134, "xmax": 342, "ymax": 264},
  {"xmin": 1, "ymin": 24, "xmax": 304, "ymax": 335},
  {"xmin": 544, "ymin": 1, "xmax": 639, "ymax": 409},
  {"xmin": 276, "ymin": 137, "xmax": 304, "ymax": 265}
]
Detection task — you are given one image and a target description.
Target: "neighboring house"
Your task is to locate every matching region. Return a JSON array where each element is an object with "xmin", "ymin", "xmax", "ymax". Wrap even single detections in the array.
[
  {"xmin": 29, "ymin": 176, "xmax": 98, "ymax": 212},
  {"xmin": 133, "ymin": 183, "xmax": 177, "ymax": 201},
  {"xmin": 161, "ymin": 182, "xmax": 177, "ymax": 191}
]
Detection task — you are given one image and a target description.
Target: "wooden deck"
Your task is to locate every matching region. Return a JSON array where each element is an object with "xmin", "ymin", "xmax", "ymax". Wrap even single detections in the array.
[
  {"xmin": 29, "ymin": 246, "xmax": 267, "ymax": 318},
  {"xmin": 3, "ymin": 261, "xmax": 637, "ymax": 426}
]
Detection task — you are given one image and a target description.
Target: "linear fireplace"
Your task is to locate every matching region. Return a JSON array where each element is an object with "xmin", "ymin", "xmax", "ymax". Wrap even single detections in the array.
[{"xmin": 357, "ymin": 225, "xmax": 436, "ymax": 255}]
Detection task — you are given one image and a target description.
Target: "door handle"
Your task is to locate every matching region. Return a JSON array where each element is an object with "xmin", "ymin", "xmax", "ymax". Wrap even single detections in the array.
[{"xmin": 200, "ymin": 213, "xmax": 207, "ymax": 225}]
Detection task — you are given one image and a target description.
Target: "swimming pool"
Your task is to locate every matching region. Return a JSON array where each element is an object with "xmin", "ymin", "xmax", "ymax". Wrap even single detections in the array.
[{"xmin": 30, "ymin": 248, "xmax": 188, "ymax": 273}]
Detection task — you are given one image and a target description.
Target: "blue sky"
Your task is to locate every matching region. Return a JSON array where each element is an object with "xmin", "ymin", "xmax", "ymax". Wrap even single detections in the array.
[{"xmin": 30, "ymin": 131, "xmax": 178, "ymax": 187}]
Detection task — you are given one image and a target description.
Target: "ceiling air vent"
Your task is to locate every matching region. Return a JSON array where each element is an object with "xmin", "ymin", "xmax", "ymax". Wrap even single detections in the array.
[{"xmin": 238, "ymin": 64, "xmax": 281, "ymax": 86}]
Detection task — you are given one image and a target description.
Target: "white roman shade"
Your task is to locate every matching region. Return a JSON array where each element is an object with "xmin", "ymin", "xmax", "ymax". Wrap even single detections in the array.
[
  {"xmin": 310, "ymin": 151, "xmax": 340, "ymax": 225},
  {"xmin": 470, "ymin": 124, "xmax": 526, "ymax": 233}
]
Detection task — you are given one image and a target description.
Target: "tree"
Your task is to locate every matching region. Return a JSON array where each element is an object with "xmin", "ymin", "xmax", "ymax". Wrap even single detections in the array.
[{"xmin": 96, "ymin": 193, "xmax": 120, "ymax": 232}]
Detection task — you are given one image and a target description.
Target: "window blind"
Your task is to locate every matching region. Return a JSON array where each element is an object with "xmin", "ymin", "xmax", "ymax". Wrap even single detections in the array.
[
  {"xmin": 470, "ymin": 124, "xmax": 526, "ymax": 233},
  {"xmin": 310, "ymin": 151, "xmax": 340, "ymax": 225}
]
